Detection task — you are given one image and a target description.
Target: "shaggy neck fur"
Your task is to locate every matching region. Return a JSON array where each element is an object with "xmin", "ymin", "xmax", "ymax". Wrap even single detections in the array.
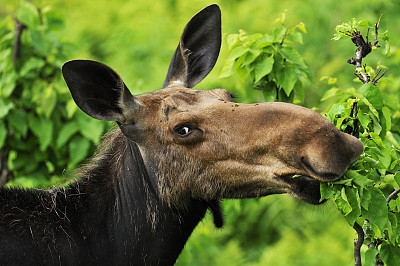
[{"xmin": 0, "ymin": 129, "xmax": 210, "ymax": 265}]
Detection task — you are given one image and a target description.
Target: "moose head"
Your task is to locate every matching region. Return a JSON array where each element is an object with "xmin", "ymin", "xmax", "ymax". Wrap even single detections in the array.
[{"xmin": 62, "ymin": 4, "xmax": 363, "ymax": 209}]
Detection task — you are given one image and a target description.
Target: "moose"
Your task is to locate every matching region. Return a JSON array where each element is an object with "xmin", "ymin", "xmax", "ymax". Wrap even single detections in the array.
[{"xmin": 0, "ymin": 4, "xmax": 363, "ymax": 266}]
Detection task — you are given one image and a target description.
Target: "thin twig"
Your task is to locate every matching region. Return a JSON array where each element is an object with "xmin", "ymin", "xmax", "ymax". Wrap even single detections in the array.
[
  {"xmin": 371, "ymin": 69, "xmax": 387, "ymax": 85},
  {"xmin": 373, "ymin": 14, "xmax": 383, "ymax": 47},
  {"xmin": 387, "ymin": 188, "xmax": 400, "ymax": 203}
]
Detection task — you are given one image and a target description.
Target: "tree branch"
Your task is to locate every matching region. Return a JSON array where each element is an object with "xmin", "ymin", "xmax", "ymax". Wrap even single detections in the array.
[
  {"xmin": 387, "ymin": 188, "xmax": 400, "ymax": 203},
  {"xmin": 12, "ymin": 18, "xmax": 26, "ymax": 64},
  {"xmin": 346, "ymin": 15, "xmax": 384, "ymax": 84},
  {"xmin": 353, "ymin": 222, "xmax": 364, "ymax": 266}
]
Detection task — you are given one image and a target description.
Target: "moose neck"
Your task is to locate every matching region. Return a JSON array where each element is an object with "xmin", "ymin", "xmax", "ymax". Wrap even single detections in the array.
[{"xmin": 87, "ymin": 130, "xmax": 208, "ymax": 265}]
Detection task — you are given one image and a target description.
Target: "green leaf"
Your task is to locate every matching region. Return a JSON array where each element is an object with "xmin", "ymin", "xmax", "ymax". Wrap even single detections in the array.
[
  {"xmin": 332, "ymin": 178, "xmax": 353, "ymax": 186},
  {"xmin": 380, "ymin": 242, "xmax": 400, "ymax": 266},
  {"xmin": 30, "ymin": 29, "xmax": 50, "ymax": 56},
  {"xmin": 387, "ymin": 212, "xmax": 398, "ymax": 244},
  {"xmin": 357, "ymin": 111, "xmax": 371, "ymax": 130},
  {"xmin": 28, "ymin": 115, "xmax": 53, "ymax": 151},
  {"xmin": 56, "ymin": 122, "xmax": 79, "ymax": 148},
  {"xmin": 272, "ymin": 26, "xmax": 286, "ymax": 42},
  {"xmin": 360, "ymin": 188, "xmax": 371, "ymax": 210},
  {"xmin": 36, "ymin": 85, "xmax": 57, "ymax": 118},
  {"xmin": 343, "ymin": 187, "xmax": 361, "ymax": 225},
  {"xmin": 8, "ymin": 109, "xmax": 28, "ymax": 137},
  {"xmin": 0, "ymin": 98, "xmax": 14, "ymax": 119},
  {"xmin": 262, "ymin": 82, "xmax": 277, "ymax": 102},
  {"xmin": 364, "ymin": 247, "xmax": 378, "ymax": 266},
  {"xmin": 382, "ymin": 106, "xmax": 391, "ymax": 132},
  {"xmin": 219, "ymin": 61, "xmax": 235, "ymax": 79},
  {"xmin": 0, "ymin": 70, "xmax": 17, "ymax": 97},
  {"xmin": 321, "ymin": 88, "xmax": 339, "ymax": 101},
  {"xmin": 335, "ymin": 187, "xmax": 352, "ymax": 216},
  {"xmin": 226, "ymin": 45, "xmax": 249, "ymax": 63},
  {"xmin": 276, "ymin": 64, "xmax": 297, "ymax": 96},
  {"xmin": 377, "ymin": 145, "xmax": 392, "ymax": 169},
  {"xmin": 369, "ymin": 132, "xmax": 383, "ymax": 147},
  {"xmin": 278, "ymin": 46, "xmax": 313, "ymax": 82},
  {"xmin": 327, "ymin": 103, "xmax": 345, "ymax": 122},
  {"xmin": 371, "ymin": 114, "xmax": 382, "ymax": 135},
  {"xmin": 19, "ymin": 57, "xmax": 45, "ymax": 77},
  {"xmin": 289, "ymin": 30, "xmax": 303, "ymax": 44},
  {"xmin": 394, "ymin": 172, "xmax": 400, "ymax": 188},
  {"xmin": 274, "ymin": 13, "xmax": 286, "ymax": 24},
  {"xmin": 45, "ymin": 161, "xmax": 55, "ymax": 173},
  {"xmin": 346, "ymin": 170, "xmax": 372, "ymax": 187},
  {"xmin": 384, "ymin": 40, "xmax": 391, "ymax": 56},
  {"xmin": 254, "ymin": 54, "xmax": 274, "ymax": 83},
  {"xmin": 76, "ymin": 112, "xmax": 105, "ymax": 144},
  {"xmin": 356, "ymin": 83, "xmax": 383, "ymax": 112},
  {"xmin": 227, "ymin": 34, "xmax": 239, "ymax": 50},
  {"xmin": 7, "ymin": 150, "xmax": 17, "ymax": 170},
  {"xmin": 278, "ymin": 46, "xmax": 307, "ymax": 67},
  {"xmin": 320, "ymin": 183, "xmax": 338, "ymax": 201},
  {"xmin": 242, "ymin": 49, "xmax": 262, "ymax": 66},
  {"xmin": 66, "ymin": 100, "xmax": 78, "ymax": 119},
  {"xmin": 254, "ymin": 35, "xmax": 273, "ymax": 48},
  {"xmin": 362, "ymin": 188, "xmax": 388, "ymax": 233},
  {"xmin": 357, "ymin": 20, "xmax": 374, "ymax": 27},
  {"xmin": 16, "ymin": 1, "xmax": 40, "ymax": 28},
  {"xmin": 296, "ymin": 22, "xmax": 307, "ymax": 33}
]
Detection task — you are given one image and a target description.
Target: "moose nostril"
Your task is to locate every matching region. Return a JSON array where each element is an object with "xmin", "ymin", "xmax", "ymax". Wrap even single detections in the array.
[{"xmin": 300, "ymin": 157, "xmax": 340, "ymax": 181}]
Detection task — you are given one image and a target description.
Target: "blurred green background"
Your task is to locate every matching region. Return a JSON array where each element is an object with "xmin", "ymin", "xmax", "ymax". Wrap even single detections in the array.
[{"xmin": 1, "ymin": 0, "xmax": 399, "ymax": 265}]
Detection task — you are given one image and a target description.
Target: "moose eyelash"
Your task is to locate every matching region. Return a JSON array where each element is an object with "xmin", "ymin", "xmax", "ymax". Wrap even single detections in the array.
[{"xmin": 229, "ymin": 93, "xmax": 239, "ymax": 99}]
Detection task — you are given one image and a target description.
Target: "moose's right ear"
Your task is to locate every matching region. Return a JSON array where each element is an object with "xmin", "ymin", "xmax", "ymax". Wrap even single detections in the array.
[
  {"xmin": 62, "ymin": 60, "xmax": 138, "ymax": 122},
  {"xmin": 163, "ymin": 4, "xmax": 221, "ymax": 88}
]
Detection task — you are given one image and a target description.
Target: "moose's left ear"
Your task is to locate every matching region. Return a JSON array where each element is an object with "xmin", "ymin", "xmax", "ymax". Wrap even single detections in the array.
[
  {"xmin": 62, "ymin": 60, "xmax": 139, "ymax": 122},
  {"xmin": 163, "ymin": 4, "xmax": 221, "ymax": 88}
]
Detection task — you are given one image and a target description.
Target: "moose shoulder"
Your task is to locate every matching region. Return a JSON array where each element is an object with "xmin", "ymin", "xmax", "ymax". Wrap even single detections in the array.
[{"xmin": 0, "ymin": 4, "xmax": 363, "ymax": 266}]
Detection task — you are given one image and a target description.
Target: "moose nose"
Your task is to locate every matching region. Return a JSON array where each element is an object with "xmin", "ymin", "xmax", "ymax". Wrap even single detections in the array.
[
  {"xmin": 302, "ymin": 131, "xmax": 364, "ymax": 182},
  {"xmin": 340, "ymin": 132, "xmax": 364, "ymax": 163}
]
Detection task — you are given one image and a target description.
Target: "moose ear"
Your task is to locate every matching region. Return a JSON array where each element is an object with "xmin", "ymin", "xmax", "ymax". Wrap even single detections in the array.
[
  {"xmin": 62, "ymin": 60, "xmax": 138, "ymax": 122},
  {"xmin": 163, "ymin": 4, "xmax": 221, "ymax": 88}
]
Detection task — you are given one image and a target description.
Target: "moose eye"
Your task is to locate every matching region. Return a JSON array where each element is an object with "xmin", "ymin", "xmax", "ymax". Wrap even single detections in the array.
[{"xmin": 174, "ymin": 125, "xmax": 194, "ymax": 137}]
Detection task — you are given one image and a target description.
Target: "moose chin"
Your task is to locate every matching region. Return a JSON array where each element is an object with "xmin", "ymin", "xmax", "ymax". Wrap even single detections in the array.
[{"xmin": 0, "ymin": 4, "xmax": 363, "ymax": 266}]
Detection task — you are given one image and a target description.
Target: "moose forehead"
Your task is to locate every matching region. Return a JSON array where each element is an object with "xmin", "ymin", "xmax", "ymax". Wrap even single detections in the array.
[
  {"xmin": 136, "ymin": 87, "xmax": 234, "ymax": 115},
  {"xmin": 139, "ymin": 87, "xmax": 232, "ymax": 104}
]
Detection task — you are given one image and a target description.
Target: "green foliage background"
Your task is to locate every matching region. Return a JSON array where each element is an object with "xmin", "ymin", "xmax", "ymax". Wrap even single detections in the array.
[{"xmin": 1, "ymin": 0, "xmax": 400, "ymax": 265}]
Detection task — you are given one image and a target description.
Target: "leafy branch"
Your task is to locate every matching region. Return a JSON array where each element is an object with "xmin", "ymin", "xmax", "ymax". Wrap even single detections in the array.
[
  {"xmin": 219, "ymin": 12, "xmax": 312, "ymax": 104},
  {"xmin": 0, "ymin": 2, "xmax": 109, "ymax": 188},
  {"xmin": 322, "ymin": 15, "xmax": 400, "ymax": 266}
]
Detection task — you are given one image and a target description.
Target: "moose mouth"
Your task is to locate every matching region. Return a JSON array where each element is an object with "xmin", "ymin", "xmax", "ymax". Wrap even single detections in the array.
[
  {"xmin": 280, "ymin": 174, "xmax": 327, "ymax": 205},
  {"xmin": 275, "ymin": 157, "xmax": 343, "ymax": 205}
]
